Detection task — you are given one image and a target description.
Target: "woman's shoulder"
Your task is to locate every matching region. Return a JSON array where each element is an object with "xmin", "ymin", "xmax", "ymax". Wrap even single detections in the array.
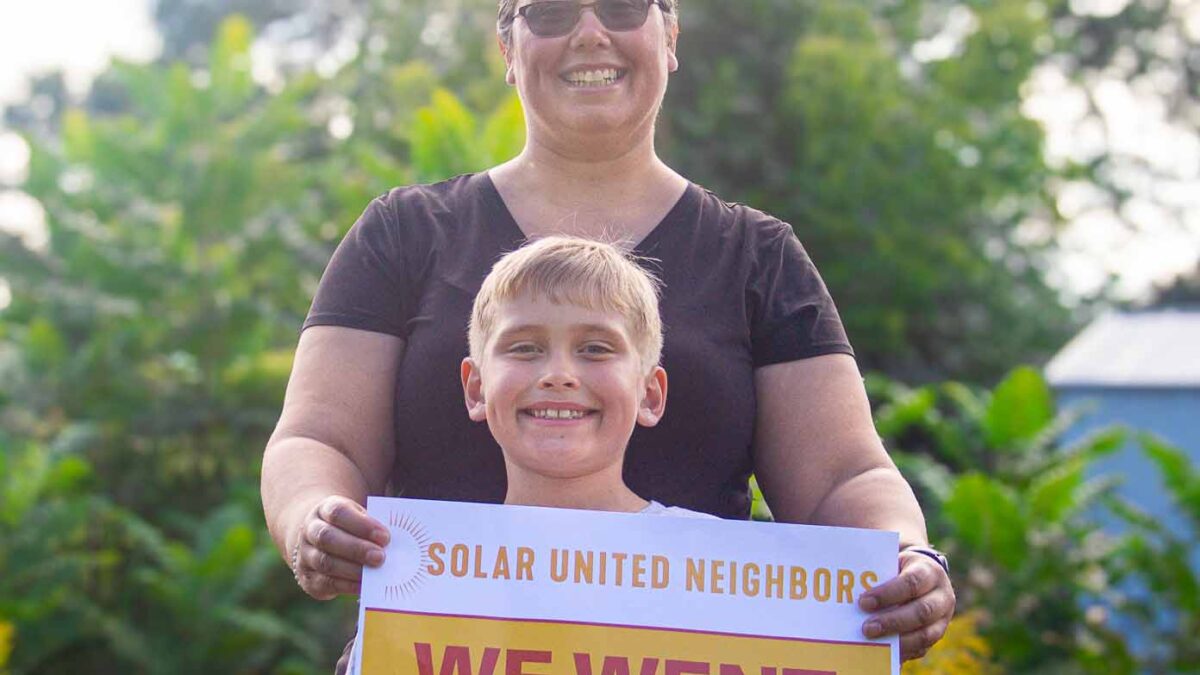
[
  {"xmin": 375, "ymin": 172, "xmax": 490, "ymax": 221},
  {"xmin": 688, "ymin": 183, "xmax": 799, "ymax": 244}
]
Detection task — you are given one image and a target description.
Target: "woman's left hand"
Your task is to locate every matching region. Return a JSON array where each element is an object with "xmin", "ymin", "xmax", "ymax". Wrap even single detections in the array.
[{"xmin": 857, "ymin": 550, "xmax": 956, "ymax": 661}]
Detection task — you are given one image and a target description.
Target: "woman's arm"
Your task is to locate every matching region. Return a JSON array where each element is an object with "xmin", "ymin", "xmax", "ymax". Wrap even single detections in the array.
[
  {"xmin": 261, "ymin": 325, "xmax": 405, "ymax": 599},
  {"xmin": 754, "ymin": 353, "xmax": 955, "ymax": 660}
]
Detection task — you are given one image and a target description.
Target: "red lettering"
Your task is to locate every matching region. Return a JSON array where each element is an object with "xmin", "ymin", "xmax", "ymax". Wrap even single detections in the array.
[
  {"xmin": 574, "ymin": 655, "xmax": 660, "ymax": 675},
  {"xmin": 414, "ymin": 644, "xmax": 500, "ymax": 675},
  {"xmin": 506, "ymin": 649, "xmax": 552, "ymax": 675},
  {"xmin": 574, "ymin": 654, "xmax": 628, "ymax": 675},
  {"xmin": 665, "ymin": 660, "xmax": 709, "ymax": 675}
]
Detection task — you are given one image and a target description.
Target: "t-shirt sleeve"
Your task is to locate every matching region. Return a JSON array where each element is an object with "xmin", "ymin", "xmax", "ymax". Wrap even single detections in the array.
[
  {"xmin": 302, "ymin": 196, "xmax": 416, "ymax": 338},
  {"xmin": 749, "ymin": 223, "xmax": 854, "ymax": 366}
]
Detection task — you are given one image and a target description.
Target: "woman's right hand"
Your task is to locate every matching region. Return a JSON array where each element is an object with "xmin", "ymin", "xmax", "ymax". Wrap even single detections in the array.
[{"xmin": 292, "ymin": 495, "xmax": 391, "ymax": 600}]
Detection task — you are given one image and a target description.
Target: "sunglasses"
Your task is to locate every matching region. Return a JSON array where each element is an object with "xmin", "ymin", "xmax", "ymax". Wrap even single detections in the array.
[{"xmin": 516, "ymin": 0, "xmax": 669, "ymax": 38}]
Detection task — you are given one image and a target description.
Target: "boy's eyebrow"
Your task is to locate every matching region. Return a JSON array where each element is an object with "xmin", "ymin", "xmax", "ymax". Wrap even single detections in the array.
[
  {"xmin": 493, "ymin": 323, "xmax": 627, "ymax": 339},
  {"xmin": 493, "ymin": 324, "xmax": 545, "ymax": 339}
]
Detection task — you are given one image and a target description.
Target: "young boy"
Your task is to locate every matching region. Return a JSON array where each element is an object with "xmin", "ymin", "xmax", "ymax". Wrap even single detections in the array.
[
  {"xmin": 460, "ymin": 236, "xmax": 712, "ymax": 518},
  {"xmin": 348, "ymin": 237, "xmax": 709, "ymax": 674}
]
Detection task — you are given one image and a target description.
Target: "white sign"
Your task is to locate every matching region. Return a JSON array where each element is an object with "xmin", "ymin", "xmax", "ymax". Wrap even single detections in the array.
[{"xmin": 354, "ymin": 497, "xmax": 900, "ymax": 675}]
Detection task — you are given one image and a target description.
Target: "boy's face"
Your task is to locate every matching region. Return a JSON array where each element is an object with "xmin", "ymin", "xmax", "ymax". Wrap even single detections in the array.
[{"xmin": 461, "ymin": 293, "xmax": 667, "ymax": 482}]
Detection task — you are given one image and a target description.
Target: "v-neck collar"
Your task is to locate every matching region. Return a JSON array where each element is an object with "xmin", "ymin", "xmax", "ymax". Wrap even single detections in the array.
[{"xmin": 477, "ymin": 171, "xmax": 698, "ymax": 256}]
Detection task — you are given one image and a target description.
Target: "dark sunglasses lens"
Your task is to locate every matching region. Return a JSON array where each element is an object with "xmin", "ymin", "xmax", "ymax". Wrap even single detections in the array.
[
  {"xmin": 524, "ymin": 0, "xmax": 652, "ymax": 37},
  {"xmin": 596, "ymin": 0, "xmax": 650, "ymax": 31},
  {"xmin": 524, "ymin": 3, "xmax": 581, "ymax": 36}
]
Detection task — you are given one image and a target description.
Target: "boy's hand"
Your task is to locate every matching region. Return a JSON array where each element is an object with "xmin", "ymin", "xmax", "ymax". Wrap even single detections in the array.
[
  {"xmin": 292, "ymin": 495, "xmax": 391, "ymax": 600},
  {"xmin": 857, "ymin": 550, "xmax": 955, "ymax": 661}
]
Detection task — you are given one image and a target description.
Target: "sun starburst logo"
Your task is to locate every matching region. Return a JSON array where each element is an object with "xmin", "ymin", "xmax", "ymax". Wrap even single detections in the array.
[{"xmin": 380, "ymin": 511, "xmax": 433, "ymax": 600}]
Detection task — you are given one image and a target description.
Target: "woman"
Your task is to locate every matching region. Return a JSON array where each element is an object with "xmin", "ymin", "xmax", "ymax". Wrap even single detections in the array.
[{"xmin": 260, "ymin": 0, "xmax": 955, "ymax": 670}]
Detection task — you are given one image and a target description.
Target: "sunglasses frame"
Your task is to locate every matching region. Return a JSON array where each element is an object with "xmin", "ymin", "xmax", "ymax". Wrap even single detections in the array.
[{"xmin": 515, "ymin": 0, "xmax": 670, "ymax": 38}]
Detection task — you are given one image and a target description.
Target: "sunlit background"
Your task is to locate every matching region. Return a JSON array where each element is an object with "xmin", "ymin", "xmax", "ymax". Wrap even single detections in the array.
[
  {"xmin": 1, "ymin": 1, "xmax": 1198, "ymax": 673},
  {"xmin": 3, "ymin": 0, "xmax": 1198, "ymax": 302}
]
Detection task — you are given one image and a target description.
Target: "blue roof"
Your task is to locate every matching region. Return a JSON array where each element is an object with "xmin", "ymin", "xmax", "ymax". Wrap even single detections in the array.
[{"xmin": 1045, "ymin": 309, "xmax": 1200, "ymax": 388}]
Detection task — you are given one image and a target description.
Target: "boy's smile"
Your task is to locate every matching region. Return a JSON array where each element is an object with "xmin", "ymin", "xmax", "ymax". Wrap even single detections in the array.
[{"xmin": 461, "ymin": 293, "xmax": 666, "ymax": 490}]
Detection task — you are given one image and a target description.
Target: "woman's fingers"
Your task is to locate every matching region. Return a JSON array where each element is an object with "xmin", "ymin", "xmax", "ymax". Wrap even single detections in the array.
[
  {"xmin": 858, "ymin": 553, "xmax": 955, "ymax": 656},
  {"xmin": 306, "ymin": 497, "xmax": 389, "ymax": 566},
  {"xmin": 301, "ymin": 541, "xmax": 368, "ymax": 582},
  {"xmin": 318, "ymin": 496, "xmax": 391, "ymax": 548},
  {"xmin": 859, "ymin": 552, "xmax": 941, "ymax": 612},
  {"xmin": 305, "ymin": 514, "xmax": 386, "ymax": 567},
  {"xmin": 861, "ymin": 586, "xmax": 954, "ymax": 636},
  {"xmin": 297, "ymin": 567, "xmax": 362, "ymax": 601},
  {"xmin": 899, "ymin": 618, "xmax": 951, "ymax": 661},
  {"xmin": 294, "ymin": 496, "xmax": 391, "ymax": 601}
]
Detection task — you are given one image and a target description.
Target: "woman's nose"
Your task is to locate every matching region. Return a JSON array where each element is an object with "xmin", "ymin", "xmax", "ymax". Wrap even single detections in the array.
[{"xmin": 570, "ymin": 7, "xmax": 613, "ymax": 48}]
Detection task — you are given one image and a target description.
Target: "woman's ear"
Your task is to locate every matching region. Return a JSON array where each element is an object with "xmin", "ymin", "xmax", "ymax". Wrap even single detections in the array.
[
  {"xmin": 666, "ymin": 23, "xmax": 679, "ymax": 73},
  {"xmin": 461, "ymin": 358, "xmax": 488, "ymax": 422},
  {"xmin": 498, "ymin": 34, "xmax": 517, "ymax": 85},
  {"xmin": 637, "ymin": 366, "xmax": 668, "ymax": 427}
]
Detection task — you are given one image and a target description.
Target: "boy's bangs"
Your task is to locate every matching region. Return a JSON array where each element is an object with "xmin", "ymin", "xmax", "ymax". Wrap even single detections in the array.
[
  {"xmin": 469, "ymin": 237, "xmax": 664, "ymax": 368},
  {"xmin": 496, "ymin": 268, "xmax": 642, "ymax": 320}
]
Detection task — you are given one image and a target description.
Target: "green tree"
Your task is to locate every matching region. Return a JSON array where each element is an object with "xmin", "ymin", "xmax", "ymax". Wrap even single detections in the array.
[
  {"xmin": 1, "ymin": 17, "xmax": 352, "ymax": 671},
  {"xmin": 872, "ymin": 368, "xmax": 1135, "ymax": 673},
  {"xmin": 0, "ymin": 13, "xmax": 524, "ymax": 670},
  {"xmin": 663, "ymin": 2, "xmax": 1075, "ymax": 382}
]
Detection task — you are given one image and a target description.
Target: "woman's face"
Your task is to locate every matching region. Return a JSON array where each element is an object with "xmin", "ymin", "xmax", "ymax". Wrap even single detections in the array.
[{"xmin": 502, "ymin": 0, "xmax": 679, "ymax": 150}]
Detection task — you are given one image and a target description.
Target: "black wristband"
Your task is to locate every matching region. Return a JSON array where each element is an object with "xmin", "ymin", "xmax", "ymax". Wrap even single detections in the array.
[{"xmin": 902, "ymin": 546, "xmax": 950, "ymax": 575}]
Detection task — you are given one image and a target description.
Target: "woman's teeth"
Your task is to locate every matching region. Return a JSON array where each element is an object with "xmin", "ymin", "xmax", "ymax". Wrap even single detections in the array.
[
  {"xmin": 564, "ymin": 69, "xmax": 623, "ymax": 87},
  {"xmin": 528, "ymin": 409, "xmax": 589, "ymax": 420}
]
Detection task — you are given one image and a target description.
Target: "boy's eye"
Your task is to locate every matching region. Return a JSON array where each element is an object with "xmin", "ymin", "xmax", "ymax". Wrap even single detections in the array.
[
  {"xmin": 507, "ymin": 343, "xmax": 541, "ymax": 355},
  {"xmin": 580, "ymin": 342, "xmax": 615, "ymax": 356}
]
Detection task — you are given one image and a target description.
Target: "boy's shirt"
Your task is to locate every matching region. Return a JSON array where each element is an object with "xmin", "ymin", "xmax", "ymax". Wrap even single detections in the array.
[{"xmin": 640, "ymin": 500, "xmax": 718, "ymax": 519}]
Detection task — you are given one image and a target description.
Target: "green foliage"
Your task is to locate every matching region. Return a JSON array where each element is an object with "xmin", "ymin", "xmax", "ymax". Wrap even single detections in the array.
[
  {"xmin": 0, "ymin": 10, "xmax": 532, "ymax": 670},
  {"xmin": 1, "ymin": 3, "xmax": 1196, "ymax": 673},
  {"xmin": 409, "ymin": 88, "xmax": 525, "ymax": 182},
  {"xmin": 1106, "ymin": 436, "xmax": 1200, "ymax": 672},
  {"xmin": 0, "ymin": 438, "xmax": 117, "ymax": 670},
  {"xmin": 982, "ymin": 366, "xmax": 1053, "ymax": 450},
  {"xmin": 663, "ymin": 0, "xmax": 1075, "ymax": 382},
  {"xmin": 874, "ymin": 370, "xmax": 1135, "ymax": 673}
]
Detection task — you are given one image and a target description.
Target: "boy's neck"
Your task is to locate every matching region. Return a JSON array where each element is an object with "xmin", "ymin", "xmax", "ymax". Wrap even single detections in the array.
[{"xmin": 504, "ymin": 469, "xmax": 649, "ymax": 513}]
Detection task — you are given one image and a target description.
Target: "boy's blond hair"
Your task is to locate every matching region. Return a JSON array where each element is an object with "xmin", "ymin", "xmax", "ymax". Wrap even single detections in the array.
[{"xmin": 469, "ymin": 236, "xmax": 663, "ymax": 370}]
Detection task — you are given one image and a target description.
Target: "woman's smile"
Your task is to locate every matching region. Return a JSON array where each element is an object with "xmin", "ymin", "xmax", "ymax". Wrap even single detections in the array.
[{"xmin": 560, "ymin": 66, "xmax": 628, "ymax": 89}]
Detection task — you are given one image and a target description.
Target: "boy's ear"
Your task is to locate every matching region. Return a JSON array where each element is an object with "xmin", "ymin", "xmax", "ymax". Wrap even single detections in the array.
[
  {"xmin": 636, "ymin": 366, "xmax": 668, "ymax": 427},
  {"xmin": 461, "ymin": 358, "xmax": 488, "ymax": 422}
]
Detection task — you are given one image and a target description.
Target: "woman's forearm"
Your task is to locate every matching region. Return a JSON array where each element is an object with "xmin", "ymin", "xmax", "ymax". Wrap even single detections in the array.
[
  {"xmin": 806, "ymin": 465, "xmax": 928, "ymax": 549},
  {"xmin": 261, "ymin": 435, "xmax": 376, "ymax": 561}
]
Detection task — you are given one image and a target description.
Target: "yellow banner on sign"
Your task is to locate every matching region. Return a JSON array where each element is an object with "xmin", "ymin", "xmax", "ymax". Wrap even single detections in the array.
[{"xmin": 361, "ymin": 609, "xmax": 889, "ymax": 675}]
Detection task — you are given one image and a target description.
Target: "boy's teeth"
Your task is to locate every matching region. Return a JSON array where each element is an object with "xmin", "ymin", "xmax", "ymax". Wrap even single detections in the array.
[{"xmin": 530, "ymin": 409, "xmax": 587, "ymax": 419}]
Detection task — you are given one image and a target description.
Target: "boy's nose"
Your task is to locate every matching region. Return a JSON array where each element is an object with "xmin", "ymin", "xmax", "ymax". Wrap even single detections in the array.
[
  {"xmin": 538, "ymin": 370, "xmax": 580, "ymax": 389},
  {"xmin": 538, "ymin": 356, "xmax": 580, "ymax": 389}
]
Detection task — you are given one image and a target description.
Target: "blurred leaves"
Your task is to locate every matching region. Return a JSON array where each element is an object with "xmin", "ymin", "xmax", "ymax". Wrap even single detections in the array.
[
  {"xmin": 872, "ymin": 367, "xmax": 1199, "ymax": 674},
  {"xmin": 1, "ymin": 2, "xmax": 1198, "ymax": 673},
  {"xmin": 982, "ymin": 366, "xmax": 1053, "ymax": 450}
]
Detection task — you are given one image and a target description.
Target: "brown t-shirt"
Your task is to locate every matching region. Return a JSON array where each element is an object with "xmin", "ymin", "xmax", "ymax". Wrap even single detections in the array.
[{"xmin": 304, "ymin": 172, "xmax": 852, "ymax": 520}]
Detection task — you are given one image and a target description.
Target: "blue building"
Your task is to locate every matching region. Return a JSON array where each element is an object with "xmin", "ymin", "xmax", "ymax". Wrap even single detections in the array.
[{"xmin": 1045, "ymin": 308, "xmax": 1200, "ymax": 530}]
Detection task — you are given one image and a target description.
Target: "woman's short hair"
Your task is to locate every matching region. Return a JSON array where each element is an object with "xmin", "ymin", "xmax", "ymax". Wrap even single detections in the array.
[
  {"xmin": 469, "ymin": 236, "xmax": 664, "ymax": 371},
  {"xmin": 497, "ymin": 0, "xmax": 680, "ymax": 48}
]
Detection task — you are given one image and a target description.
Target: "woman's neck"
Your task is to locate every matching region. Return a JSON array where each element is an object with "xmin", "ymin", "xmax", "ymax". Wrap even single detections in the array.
[{"xmin": 490, "ymin": 139, "xmax": 687, "ymax": 241}]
